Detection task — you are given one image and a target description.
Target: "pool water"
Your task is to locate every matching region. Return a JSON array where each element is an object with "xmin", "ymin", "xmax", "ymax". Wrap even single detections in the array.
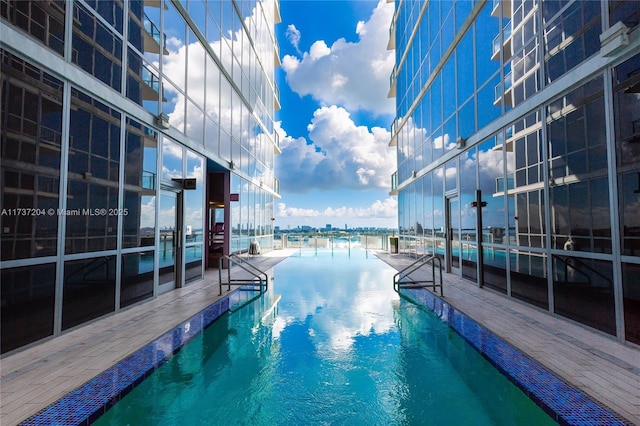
[{"xmin": 95, "ymin": 249, "xmax": 555, "ymax": 425}]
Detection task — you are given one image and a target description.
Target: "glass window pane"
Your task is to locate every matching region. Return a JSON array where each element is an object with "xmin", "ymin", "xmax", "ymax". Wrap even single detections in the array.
[
  {"xmin": 185, "ymin": 245, "xmax": 202, "ymax": 283},
  {"xmin": 622, "ymin": 262, "xmax": 640, "ymax": 345},
  {"xmin": 2, "ymin": 1, "xmax": 65, "ymax": 55},
  {"xmin": 484, "ymin": 247, "xmax": 507, "ymax": 294},
  {"xmin": 66, "ymin": 90, "xmax": 121, "ymax": 254},
  {"xmin": 162, "ymin": 138, "xmax": 183, "ymax": 181},
  {"xmin": 72, "ymin": 3, "xmax": 123, "ymax": 91},
  {"xmin": 120, "ymin": 251, "xmax": 154, "ymax": 308},
  {"xmin": 1, "ymin": 53, "xmax": 63, "ymax": 260},
  {"xmin": 62, "ymin": 256, "xmax": 116, "ymax": 330},
  {"xmin": 552, "ymin": 256, "xmax": 615, "ymax": 335},
  {"xmin": 613, "ymin": 54, "xmax": 640, "ymax": 259},
  {"xmin": 1, "ymin": 263, "xmax": 56, "ymax": 354},
  {"xmin": 510, "ymin": 250, "xmax": 548, "ymax": 309},
  {"xmin": 124, "ymin": 119, "xmax": 157, "ymax": 248},
  {"xmin": 478, "ymin": 138, "xmax": 506, "ymax": 244},
  {"xmin": 185, "ymin": 150, "xmax": 204, "ymax": 243}
]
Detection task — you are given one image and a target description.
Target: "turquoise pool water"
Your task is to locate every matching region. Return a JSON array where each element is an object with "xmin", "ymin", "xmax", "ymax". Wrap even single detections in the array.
[{"xmin": 95, "ymin": 249, "xmax": 555, "ymax": 425}]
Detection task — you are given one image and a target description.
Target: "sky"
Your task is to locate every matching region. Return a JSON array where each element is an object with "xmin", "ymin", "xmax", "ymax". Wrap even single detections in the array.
[{"xmin": 273, "ymin": 0, "xmax": 398, "ymax": 230}]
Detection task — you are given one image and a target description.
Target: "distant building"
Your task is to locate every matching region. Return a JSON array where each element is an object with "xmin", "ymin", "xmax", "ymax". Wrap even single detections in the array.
[
  {"xmin": 389, "ymin": 0, "xmax": 640, "ymax": 345},
  {"xmin": 1, "ymin": 0, "xmax": 281, "ymax": 353}
]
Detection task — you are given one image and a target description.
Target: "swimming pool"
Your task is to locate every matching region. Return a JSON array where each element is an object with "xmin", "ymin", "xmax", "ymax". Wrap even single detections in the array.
[{"xmin": 94, "ymin": 248, "xmax": 555, "ymax": 425}]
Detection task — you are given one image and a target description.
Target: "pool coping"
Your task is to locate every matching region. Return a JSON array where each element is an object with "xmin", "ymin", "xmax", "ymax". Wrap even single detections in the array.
[
  {"xmin": 18, "ymin": 290, "xmax": 250, "ymax": 426},
  {"xmin": 401, "ymin": 287, "xmax": 633, "ymax": 426}
]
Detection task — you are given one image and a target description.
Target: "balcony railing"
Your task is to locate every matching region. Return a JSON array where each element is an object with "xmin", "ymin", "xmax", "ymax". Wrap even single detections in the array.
[
  {"xmin": 389, "ymin": 117, "xmax": 398, "ymax": 146},
  {"xmin": 495, "ymin": 175, "xmax": 515, "ymax": 193},
  {"xmin": 142, "ymin": 65, "xmax": 160, "ymax": 93},
  {"xmin": 494, "ymin": 71, "xmax": 512, "ymax": 103},
  {"xmin": 142, "ymin": 170, "xmax": 156, "ymax": 190},
  {"xmin": 274, "ymin": 130, "xmax": 280, "ymax": 150},
  {"xmin": 143, "ymin": 13, "xmax": 166, "ymax": 52},
  {"xmin": 492, "ymin": 22, "xmax": 512, "ymax": 56}
]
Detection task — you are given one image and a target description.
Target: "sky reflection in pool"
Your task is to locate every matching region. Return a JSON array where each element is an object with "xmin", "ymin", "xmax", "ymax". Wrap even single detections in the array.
[{"xmin": 96, "ymin": 249, "xmax": 555, "ymax": 425}]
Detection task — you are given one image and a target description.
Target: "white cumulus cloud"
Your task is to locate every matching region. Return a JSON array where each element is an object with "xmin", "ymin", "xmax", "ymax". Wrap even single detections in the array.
[
  {"xmin": 276, "ymin": 106, "xmax": 394, "ymax": 193},
  {"xmin": 281, "ymin": 0, "xmax": 395, "ymax": 115},
  {"xmin": 285, "ymin": 24, "xmax": 301, "ymax": 54},
  {"xmin": 277, "ymin": 197, "xmax": 397, "ymax": 219}
]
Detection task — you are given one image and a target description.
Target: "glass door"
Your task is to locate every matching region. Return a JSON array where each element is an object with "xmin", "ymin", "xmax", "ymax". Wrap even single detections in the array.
[
  {"xmin": 158, "ymin": 188, "xmax": 183, "ymax": 294},
  {"xmin": 446, "ymin": 196, "xmax": 461, "ymax": 274}
]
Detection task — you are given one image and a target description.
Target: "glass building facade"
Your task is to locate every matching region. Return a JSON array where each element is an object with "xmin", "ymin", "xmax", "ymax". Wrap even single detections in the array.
[
  {"xmin": 389, "ymin": 0, "xmax": 640, "ymax": 346},
  {"xmin": 0, "ymin": 0, "xmax": 281, "ymax": 353}
]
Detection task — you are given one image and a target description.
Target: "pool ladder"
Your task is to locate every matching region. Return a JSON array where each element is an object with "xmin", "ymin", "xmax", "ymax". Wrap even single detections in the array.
[
  {"xmin": 393, "ymin": 254, "xmax": 443, "ymax": 296},
  {"xmin": 218, "ymin": 254, "xmax": 268, "ymax": 296}
]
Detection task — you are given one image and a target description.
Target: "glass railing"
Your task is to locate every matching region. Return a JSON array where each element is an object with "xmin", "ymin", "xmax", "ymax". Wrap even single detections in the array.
[
  {"xmin": 495, "ymin": 81, "xmax": 503, "ymax": 102},
  {"xmin": 494, "ymin": 72, "xmax": 512, "ymax": 102},
  {"xmin": 142, "ymin": 170, "xmax": 156, "ymax": 190},
  {"xmin": 493, "ymin": 34, "xmax": 501, "ymax": 56},
  {"xmin": 274, "ymin": 232, "xmax": 396, "ymax": 252},
  {"xmin": 143, "ymin": 13, "xmax": 165, "ymax": 51},
  {"xmin": 141, "ymin": 65, "xmax": 160, "ymax": 93},
  {"xmin": 504, "ymin": 22, "xmax": 512, "ymax": 40},
  {"xmin": 504, "ymin": 71, "xmax": 513, "ymax": 90},
  {"xmin": 492, "ymin": 22, "xmax": 512, "ymax": 56},
  {"xmin": 495, "ymin": 175, "xmax": 515, "ymax": 193},
  {"xmin": 274, "ymin": 40, "xmax": 280, "ymax": 61},
  {"xmin": 391, "ymin": 171, "xmax": 398, "ymax": 191}
]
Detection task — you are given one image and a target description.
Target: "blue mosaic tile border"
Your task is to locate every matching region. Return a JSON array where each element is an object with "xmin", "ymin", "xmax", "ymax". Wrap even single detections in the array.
[
  {"xmin": 402, "ymin": 288, "xmax": 633, "ymax": 426},
  {"xmin": 19, "ymin": 292, "xmax": 242, "ymax": 426}
]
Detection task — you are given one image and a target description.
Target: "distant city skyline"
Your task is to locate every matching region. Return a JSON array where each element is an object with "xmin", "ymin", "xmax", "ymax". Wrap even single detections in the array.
[{"xmin": 274, "ymin": 0, "xmax": 397, "ymax": 229}]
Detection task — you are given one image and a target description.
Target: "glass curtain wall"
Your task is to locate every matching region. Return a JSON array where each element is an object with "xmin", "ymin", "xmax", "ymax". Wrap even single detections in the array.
[
  {"xmin": 391, "ymin": 0, "xmax": 639, "ymax": 344},
  {"xmin": 0, "ymin": 0, "xmax": 280, "ymax": 353}
]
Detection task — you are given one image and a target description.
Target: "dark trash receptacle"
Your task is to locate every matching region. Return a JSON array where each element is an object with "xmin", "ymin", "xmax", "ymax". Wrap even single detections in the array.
[{"xmin": 390, "ymin": 237, "xmax": 398, "ymax": 253}]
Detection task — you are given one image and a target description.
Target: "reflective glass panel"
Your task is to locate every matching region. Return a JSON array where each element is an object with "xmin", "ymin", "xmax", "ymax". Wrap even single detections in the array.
[
  {"xmin": 72, "ymin": 3, "xmax": 123, "ymax": 91},
  {"xmin": 613, "ymin": 54, "xmax": 640, "ymax": 257},
  {"xmin": 62, "ymin": 256, "xmax": 117, "ymax": 330},
  {"xmin": 622, "ymin": 262, "xmax": 640, "ymax": 345},
  {"xmin": 510, "ymin": 250, "xmax": 548, "ymax": 309},
  {"xmin": 552, "ymin": 256, "xmax": 615, "ymax": 335},
  {"xmin": 120, "ymin": 251, "xmax": 154, "ymax": 308},
  {"xmin": 1, "ymin": 0, "xmax": 65, "ymax": 55},
  {"xmin": 484, "ymin": 247, "xmax": 507, "ymax": 294},
  {"xmin": 1, "ymin": 52, "xmax": 62, "ymax": 260},
  {"xmin": 123, "ymin": 118, "xmax": 157, "ymax": 248},
  {"xmin": 1, "ymin": 263, "xmax": 56, "ymax": 353},
  {"xmin": 66, "ymin": 90, "xmax": 121, "ymax": 254},
  {"xmin": 477, "ymin": 138, "xmax": 506, "ymax": 244}
]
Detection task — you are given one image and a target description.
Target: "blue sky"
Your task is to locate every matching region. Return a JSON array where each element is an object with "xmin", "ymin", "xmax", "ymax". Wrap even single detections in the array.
[{"xmin": 274, "ymin": 0, "xmax": 398, "ymax": 230}]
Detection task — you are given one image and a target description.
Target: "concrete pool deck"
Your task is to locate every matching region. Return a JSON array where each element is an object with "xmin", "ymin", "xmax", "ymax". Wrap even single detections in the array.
[{"xmin": 1, "ymin": 248, "xmax": 638, "ymax": 424}]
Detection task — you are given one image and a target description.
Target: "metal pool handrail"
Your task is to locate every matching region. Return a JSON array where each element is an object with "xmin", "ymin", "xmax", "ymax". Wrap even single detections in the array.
[
  {"xmin": 218, "ymin": 254, "xmax": 268, "ymax": 296},
  {"xmin": 393, "ymin": 253, "xmax": 443, "ymax": 296}
]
